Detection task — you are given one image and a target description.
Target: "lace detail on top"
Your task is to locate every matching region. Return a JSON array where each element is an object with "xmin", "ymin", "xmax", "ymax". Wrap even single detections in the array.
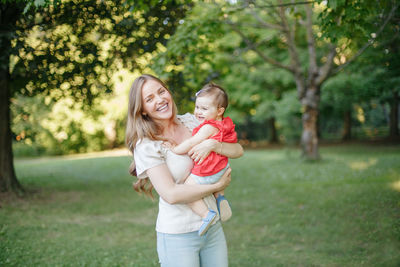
[{"xmin": 177, "ymin": 113, "xmax": 200, "ymax": 132}]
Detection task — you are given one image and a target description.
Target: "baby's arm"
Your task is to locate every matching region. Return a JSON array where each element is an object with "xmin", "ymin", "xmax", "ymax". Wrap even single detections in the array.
[
  {"xmin": 172, "ymin": 124, "xmax": 219, "ymax": 154},
  {"xmin": 189, "ymin": 139, "xmax": 243, "ymax": 164}
]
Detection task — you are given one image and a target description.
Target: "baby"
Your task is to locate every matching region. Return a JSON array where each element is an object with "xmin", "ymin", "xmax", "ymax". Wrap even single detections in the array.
[{"xmin": 166, "ymin": 83, "xmax": 237, "ymax": 236}]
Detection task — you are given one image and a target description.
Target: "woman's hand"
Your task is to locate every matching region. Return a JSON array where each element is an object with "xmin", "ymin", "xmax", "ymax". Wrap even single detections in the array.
[
  {"xmin": 216, "ymin": 167, "xmax": 232, "ymax": 191},
  {"xmin": 188, "ymin": 139, "xmax": 218, "ymax": 164}
]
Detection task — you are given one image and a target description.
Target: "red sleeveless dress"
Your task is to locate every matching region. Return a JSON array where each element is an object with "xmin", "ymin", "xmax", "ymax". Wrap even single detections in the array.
[{"xmin": 191, "ymin": 117, "xmax": 237, "ymax": 177}]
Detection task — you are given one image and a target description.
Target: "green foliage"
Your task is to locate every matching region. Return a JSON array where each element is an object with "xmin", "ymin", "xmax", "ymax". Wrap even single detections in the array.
[
  {"xmin": 11, "ymin": 69, "xmax": 136, "ymax": 156},
  {"xmin": 153, "ymin": 1, "xmax": 365, "ymax": 145},
  {"xmin": 6, "ymin": 0, "xmax": 400, "ymax": 155},
  {"xmin": 274, "ymin": 90, "xmax": 302, "ymax": 144},
  {"xmin": 10, "ymin": 94, "xmax": 57, "ymax": 155},
  {"xmin": 11, "ymin": 94, "xmax": 51, "ymax": 143},
  {"xmin": 126, "ymin": 0, "xmax": 192, "ymax": 13},
  {"xmin": 321, "ymin": 71, "xmax": 366, "ymax": 112},
  {"xmin": 153, "ymin": 1, "xmax": 301, "ymax": 140},
  {"xmin": 11, "ymin": 0, "xmax": 189, "ymax": 101},
  {"xmin": 12, "ymin": 142, "xmax": 45, "ymax": 157},
  {"xmin": 153, "ymin": 2, "xmax": 226, "ymax": 90},
  {"xmin": 316, "ymin": 0, "xmax": 394, "ymax": 42},
  {"xmin": 2, "ymin": 145, "xmax": 400, "ymax": 265},
  {"xmin": 353, "ymin": 31, "xmax": 400, "ymax": 102},
  {"xmin": 8, "ymin": 0, "xmax": 191, "ymax": 154},
  {"xmin": 318, "ymin": 5, "xmax": 400, "ymax": 140},
  {"xmin": 149, "ymin": 0, "xmax": 400, "ymax": 147},
  {"xmin": 0, "ymin": 0, "xmax": 52, "ymax": 14}
]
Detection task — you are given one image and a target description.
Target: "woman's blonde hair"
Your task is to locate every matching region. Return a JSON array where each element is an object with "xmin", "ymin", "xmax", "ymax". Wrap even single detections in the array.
[{"xmin": 125, "ymin": 74, "xmax": 178, "ymax": 198}]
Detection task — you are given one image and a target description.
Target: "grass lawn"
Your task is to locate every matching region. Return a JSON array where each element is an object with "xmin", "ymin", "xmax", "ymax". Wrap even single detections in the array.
[{"xmin": 1, "ymin": 145, "xmax": 400, "ymax": 266}]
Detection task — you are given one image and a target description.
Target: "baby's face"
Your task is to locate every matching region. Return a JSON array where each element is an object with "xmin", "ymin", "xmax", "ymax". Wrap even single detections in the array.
[{"xmin": 194, "ymin": 96, "xmax": 219, "ymax": 123}]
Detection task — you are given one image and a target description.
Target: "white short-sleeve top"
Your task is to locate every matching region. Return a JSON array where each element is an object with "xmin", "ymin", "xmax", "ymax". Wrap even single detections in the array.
[{"xmin": 134, "ymin": 113, "xmax": 220, "ymax": 234}]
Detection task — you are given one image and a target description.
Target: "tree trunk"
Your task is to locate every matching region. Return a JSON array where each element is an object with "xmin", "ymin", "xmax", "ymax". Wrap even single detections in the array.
[
  {"xmin": 0, "ymin": 62, "xmax": 23, "ymax": 193},
  {"xmin": 342, "ymin": 109, "xmax": 352, "ymax": 141},
  {"xmin": 389, "ymin": 91, "xmax": 399, "ymax": 139},
  {"xmin": 268, "ymin": 117, "xmax": 278, "ymax": 143},
  {"xmin": 300, "ymin": 87, "xmax": 320, "ymax": 160},
  {"xmin": 316, "ymin": 113, "xmax": 321, "ymax": 138},
  {"xmin": 0, "ymin": 3, "xmax": 24, "ymax": 193}
]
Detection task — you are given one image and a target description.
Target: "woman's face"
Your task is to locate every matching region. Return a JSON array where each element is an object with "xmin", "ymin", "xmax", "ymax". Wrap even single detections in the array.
[{"xmin": 141, "ymin": 79, "xmax": 173, "ymax": 122}]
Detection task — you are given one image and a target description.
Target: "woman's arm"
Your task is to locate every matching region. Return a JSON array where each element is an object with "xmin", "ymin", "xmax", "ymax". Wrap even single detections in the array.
[
  {"xmin": 188, "ymin": 139, "xmax": 244, "ymax": 164},
  {"xmin": 146, "ymin": 164, "xmax": 232, "ymax": 204}
]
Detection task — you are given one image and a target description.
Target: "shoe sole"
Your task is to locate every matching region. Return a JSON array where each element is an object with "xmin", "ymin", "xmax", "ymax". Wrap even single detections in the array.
[
  {"xmin": 219, "ymin": 199, "xmax": 232, "ymax": 222},
  {"xmin": 198, "ymin": 214, "xmax": 217, "ymax": 236}
]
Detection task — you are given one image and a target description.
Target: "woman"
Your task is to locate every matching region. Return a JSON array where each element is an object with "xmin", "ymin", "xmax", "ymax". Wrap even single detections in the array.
[{"xmin": 125, "ymin": 74, "xmax": 243, "ymax": 267}]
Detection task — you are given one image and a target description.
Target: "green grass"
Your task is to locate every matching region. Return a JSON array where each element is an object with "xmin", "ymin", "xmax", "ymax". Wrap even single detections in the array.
[{"xmin": 1, "ymin": 145, "xmax": 400, "ymax": 266}]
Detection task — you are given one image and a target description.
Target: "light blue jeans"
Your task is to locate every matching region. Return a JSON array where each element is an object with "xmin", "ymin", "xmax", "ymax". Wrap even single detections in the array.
[
  {"xmin": 191, "ymin": 164, "xmax": 230, "ymax": 185},
  {"xmin": 156, "ymin": 222, "xmax": 228, "ymax": 267}
]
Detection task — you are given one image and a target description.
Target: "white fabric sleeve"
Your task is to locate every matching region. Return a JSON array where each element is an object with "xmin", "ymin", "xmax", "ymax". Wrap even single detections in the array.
[
  {"xmin": 134, "ymin": 139, "xmax": 165, "ymax": 179},
  {"xmin": 178, "ymin": 113, "xmax": 200, "ymax": 131}
]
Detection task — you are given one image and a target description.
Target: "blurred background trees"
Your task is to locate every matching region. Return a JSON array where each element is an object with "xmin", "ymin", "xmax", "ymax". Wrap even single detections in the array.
[
  {"xmin": 153, "ymin": 0, "xmax": 399, "ymax": 159},
  {"xmin": 1, "ymin": 0, "xmax": 190, "ymax": 191},
  {"xmin": 2, "ymin": 0, "xmax": 399, "ymax": 192},
  {"xmin": 10, "ymin": 0, "xmax": 190, "ymax": 154}
]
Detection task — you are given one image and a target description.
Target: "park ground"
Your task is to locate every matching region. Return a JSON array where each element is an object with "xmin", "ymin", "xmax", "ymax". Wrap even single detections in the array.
[{"xmin": 1, "ymin": 144, "xmax": 400, "ymax": 266}]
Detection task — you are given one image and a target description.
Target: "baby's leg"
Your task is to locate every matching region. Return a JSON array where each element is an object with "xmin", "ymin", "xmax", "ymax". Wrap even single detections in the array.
[
  {"xmin": 185, "ymin": 175, "xmax": 211, "ymax": 218},
  {"xmin": 186, "ymin": 175, "xmax": 217, "ymax": 236}
]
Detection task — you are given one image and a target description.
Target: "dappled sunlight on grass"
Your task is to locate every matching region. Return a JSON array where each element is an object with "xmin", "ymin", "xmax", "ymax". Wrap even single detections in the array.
[
  {"xmin": 348, "ymin": 158, "xmax": 377, "ymax": 171},
  {"xmin": 390, "ymin": 180, "xmax": 400, "ymax": 192}
]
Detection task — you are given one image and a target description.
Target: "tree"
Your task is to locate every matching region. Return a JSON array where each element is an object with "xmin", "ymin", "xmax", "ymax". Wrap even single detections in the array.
[
  {"xmin": 154, "ymin": 0, "xmax": 399, "ymax": 159},
  {"xmin": 1, "ymin": 1, "xmax": 29, "ymax": 193},
  {"xmin": 0, "ymin": 0, "xmax": 189, "ymax": 193}
]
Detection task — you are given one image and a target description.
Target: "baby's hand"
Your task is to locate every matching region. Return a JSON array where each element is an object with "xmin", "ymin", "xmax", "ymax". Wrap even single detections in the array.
[{"xmin": 162, "ymin": 141, "xmax": 175, "ymax": 150}]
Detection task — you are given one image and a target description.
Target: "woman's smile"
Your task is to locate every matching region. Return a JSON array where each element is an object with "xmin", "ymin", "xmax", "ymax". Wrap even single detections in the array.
[{"xmin": 157, "ymin": 103, "xmax": 169, "ymax": 112}]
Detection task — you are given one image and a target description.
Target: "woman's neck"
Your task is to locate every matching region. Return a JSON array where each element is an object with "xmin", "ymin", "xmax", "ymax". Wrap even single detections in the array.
[
  {"xmin": 154, "ymin": 116, "xmax": 174, "ymax": 131},
  {"xmin": 161, "ymin": 120, "xmax": 191, "ymax": 144},
  {"xmin": 161, "ymin": 121, "xmax": 177, "ymax": 138}
]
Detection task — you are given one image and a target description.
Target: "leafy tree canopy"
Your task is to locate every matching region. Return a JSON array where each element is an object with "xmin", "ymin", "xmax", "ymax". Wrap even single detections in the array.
[{"xmin": 9, "ymin": 0, "xmax": 190, "ymax": 106}]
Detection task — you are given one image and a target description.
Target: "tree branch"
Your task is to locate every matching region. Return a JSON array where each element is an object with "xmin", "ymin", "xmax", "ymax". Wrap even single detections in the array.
[
  {"xmin": 277, "ymin": 0, "xmax": 305, "ymax": 96},
  {"xmin": 316, "ymin": 45, "xmax": 336, "ymax": 86},
  {"xmin": 245, "ymin": 6, "xmax": 284, "ymax": 31},
  {"xmin": 225, "ymin": 19, "xmax": 294, "ymax": 72},
  {"xmin": 305, "ymin": 3, "xmax": 318, "ymax": 84}
]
